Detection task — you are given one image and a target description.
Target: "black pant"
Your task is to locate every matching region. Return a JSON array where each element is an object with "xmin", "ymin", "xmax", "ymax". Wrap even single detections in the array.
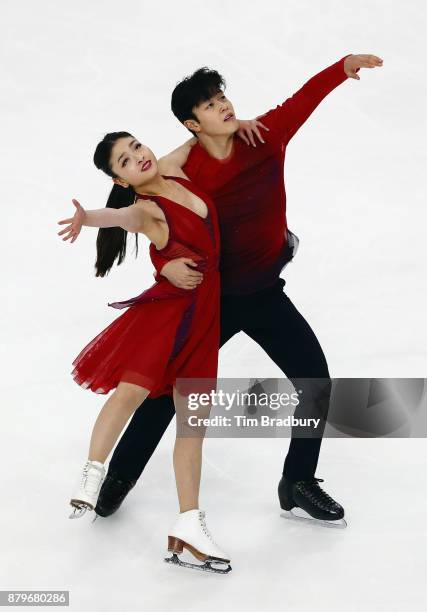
[{"xmin": 109, "ymin": 278, "xmax": 331, "ymax": 483}]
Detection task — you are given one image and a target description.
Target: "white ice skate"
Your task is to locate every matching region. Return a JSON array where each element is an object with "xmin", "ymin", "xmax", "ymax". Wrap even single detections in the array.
[
  {"xmin": 69, "ymin": 460, "xmax": 106, "ymax": 519},
  {"xmin": 165, "ymin": 509, "xmax": 232, "ymax": 574}
]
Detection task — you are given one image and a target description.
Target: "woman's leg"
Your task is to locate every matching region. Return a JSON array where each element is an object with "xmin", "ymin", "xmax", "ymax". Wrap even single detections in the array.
[
  {"xmin": 172, "ymin": 386, "xmax": 209, "ymax": 513},
  {"xmin": 166, "ymin": 386, "xmax": 231, "ymax": 568},
  {"xmin": 88, "ymin": 382, "xmax": 150, "ymax": 464}
]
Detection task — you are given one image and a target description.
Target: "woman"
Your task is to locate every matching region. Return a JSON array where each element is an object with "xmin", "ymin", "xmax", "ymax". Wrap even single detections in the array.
[{"xmin": 58, "ymin": 131, "xmax": 229, "ymax": 572}]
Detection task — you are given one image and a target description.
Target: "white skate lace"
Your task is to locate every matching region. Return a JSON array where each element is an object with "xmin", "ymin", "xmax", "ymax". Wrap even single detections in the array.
[
  {"xmin": 80, "ymin": 461, "xmax": 104, "ymax": 494},
  {"xmin": 198, "ymin": 510, "xmax": 217, "ymax": 544}
]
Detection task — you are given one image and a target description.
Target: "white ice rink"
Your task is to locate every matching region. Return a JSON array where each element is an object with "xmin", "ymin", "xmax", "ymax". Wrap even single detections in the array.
[{"xmin": 1, "ymin": 1, "xmax": 426, "ymax": 610}]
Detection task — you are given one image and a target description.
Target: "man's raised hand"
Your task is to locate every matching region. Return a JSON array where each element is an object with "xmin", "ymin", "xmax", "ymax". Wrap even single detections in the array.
[{"xmin": 344, "ymin": 54, "xmax": 383, "ymax": 80}]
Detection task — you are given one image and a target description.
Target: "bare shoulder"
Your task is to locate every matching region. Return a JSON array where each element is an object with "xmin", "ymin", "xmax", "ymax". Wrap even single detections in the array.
[
  {"xmin": 132, "ymin": 200, "xmax": 168, "ymax": 249},
  {"xmin": 158, "ymin": 137, "xmax": 197, "ymax": 176},
  {"xmin": 165, "ymin": 166, "xmax": 188, "ymax": 179},
  {"xmin": 133, "ymin": 197, "xmax": 165, "ymax": 222},
  {"xmin": 157, "ymin": 157, "xmax": 187, "ymax": 179}
]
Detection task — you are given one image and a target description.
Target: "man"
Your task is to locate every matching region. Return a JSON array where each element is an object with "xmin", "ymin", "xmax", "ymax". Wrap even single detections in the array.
[{"xmin": 95, "ymin": 53, "xmax": 383, "ymax": 525}]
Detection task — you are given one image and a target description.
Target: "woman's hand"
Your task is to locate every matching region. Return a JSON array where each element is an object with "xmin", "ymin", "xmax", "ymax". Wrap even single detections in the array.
[
  {"xmin": 57, "ymin": 199, "xmax": 86, "ymax": 243},
  {"xmin": 237, "ymin": 119, "xmax": 269, "ymax": 147}
]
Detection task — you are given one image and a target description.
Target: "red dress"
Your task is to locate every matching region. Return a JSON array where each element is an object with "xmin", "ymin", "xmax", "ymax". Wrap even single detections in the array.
[{"xmin": 71, "ymin": 176, "xmax": 221, "ymax": 399}]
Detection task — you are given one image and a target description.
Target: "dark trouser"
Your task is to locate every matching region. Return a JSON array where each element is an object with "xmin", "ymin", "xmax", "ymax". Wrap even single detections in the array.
[{"xmin": 109, "ymin": 277, "xmax": 331, "ymax": 483}]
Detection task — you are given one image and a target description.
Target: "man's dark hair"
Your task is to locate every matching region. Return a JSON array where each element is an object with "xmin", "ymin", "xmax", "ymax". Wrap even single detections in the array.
[{"xmin": 171, "ymin": 67, "xmax": 226, "ymax": 136}]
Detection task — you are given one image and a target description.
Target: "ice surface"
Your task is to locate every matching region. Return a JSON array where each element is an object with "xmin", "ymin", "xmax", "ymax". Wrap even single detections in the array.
[{"xmin": 1, "ymin": 0, "xmax": 426, "ymax": 610}]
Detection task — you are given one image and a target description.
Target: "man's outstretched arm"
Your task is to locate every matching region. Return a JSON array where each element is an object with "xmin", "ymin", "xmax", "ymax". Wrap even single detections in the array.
[{"xmin": 258, "ymin": 53, "xmax": 383, "ymax": 143}]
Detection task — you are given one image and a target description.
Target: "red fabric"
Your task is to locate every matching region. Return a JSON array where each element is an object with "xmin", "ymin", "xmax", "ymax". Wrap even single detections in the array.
[
  {"xmin": 71, "ymin": 176, "xmax": 221, "ymax": 398},
  {"xmin": 150, "ymin": 55, "xmax": 351, "ymax": 294}
]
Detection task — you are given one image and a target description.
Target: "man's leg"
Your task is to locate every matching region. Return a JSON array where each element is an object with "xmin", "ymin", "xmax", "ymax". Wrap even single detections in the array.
[
  {"xmin": 108, "ymin": 394, "xmax": 175, "ymax": 481},
  {"xmin": 241, "ymin": 281, "xmax": 345, "ymax": 523},
  {"xmin": 241, "ymin": 279, "xmax": 331, "ymax": 481},
  {"xmin": 94, "ymin": 393, "xmax": 175, "ymax": 517},
  {"xmin": 95, "ymin": 295, "xmax": 242, "ymax": 515}
]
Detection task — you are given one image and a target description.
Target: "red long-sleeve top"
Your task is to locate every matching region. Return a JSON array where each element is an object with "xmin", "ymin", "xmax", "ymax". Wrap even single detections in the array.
[{"xmin": 150, "ymin": 55, "xmax": 352, "ymax": 294}]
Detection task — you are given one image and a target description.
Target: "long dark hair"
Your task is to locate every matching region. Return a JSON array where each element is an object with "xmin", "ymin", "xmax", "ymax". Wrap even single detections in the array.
[{"xmin": 93, "ymin": 131, "xmax": 139, "ymax": 277}]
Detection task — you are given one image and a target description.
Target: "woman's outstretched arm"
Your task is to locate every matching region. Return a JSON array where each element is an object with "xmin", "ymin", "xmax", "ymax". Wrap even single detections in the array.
[{"xmin": 57, "ymin": 199, "xmax": 148, "ymax": 243}]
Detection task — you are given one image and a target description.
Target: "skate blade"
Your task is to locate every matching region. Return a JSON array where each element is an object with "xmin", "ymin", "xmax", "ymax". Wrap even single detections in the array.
[
  {"xmin": 164, "ymin": 553, "xmax": 232, "ymax": 574},
  {"xmin": 281, "ymin": 508, "xmax": 347, "ymax": 529},
  {"xmin": 69, "ymin": 502, "xmax": 93, "ymax": 519}
]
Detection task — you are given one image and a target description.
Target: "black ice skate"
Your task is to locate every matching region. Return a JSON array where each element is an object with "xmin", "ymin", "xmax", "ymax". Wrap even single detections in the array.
[
  {"xmin": 278, "ymin": 476, "xmax": 347, "ymax": 528},
  {"xmin": 92, "ymin": 469, "xmax": 137, "ymax": 522}
]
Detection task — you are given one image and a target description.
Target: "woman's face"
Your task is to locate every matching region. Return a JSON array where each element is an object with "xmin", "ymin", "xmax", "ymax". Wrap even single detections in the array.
[{"xmin": 110, "ymin": 136, "xmax": 158, "ymax": 187}]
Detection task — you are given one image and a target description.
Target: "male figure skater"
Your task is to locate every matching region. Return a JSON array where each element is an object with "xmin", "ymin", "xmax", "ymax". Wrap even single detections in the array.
[{"xmin": 95, "ymin": 53, "xmax": 383, "ymax": 525}]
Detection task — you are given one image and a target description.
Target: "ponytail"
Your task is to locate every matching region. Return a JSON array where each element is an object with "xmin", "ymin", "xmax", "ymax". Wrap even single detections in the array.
[{"xmin": 94, "ymin": 183, "xmax": 138, "ymax": 277}]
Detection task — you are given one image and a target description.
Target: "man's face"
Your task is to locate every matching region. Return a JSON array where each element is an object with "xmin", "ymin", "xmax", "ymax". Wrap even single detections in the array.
[{"xmin": 188, "ymin": 90, "xmax": 239, "ymax": 137}]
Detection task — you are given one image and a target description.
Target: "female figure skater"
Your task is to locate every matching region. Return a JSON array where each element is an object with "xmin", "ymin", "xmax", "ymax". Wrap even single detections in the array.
[{"xmin": 57, "ymin": 131, "xmax": 230, "ymax": 573}]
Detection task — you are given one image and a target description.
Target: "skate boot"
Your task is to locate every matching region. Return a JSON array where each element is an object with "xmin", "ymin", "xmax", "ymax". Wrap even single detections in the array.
[
  {"xmin": 94, "ymin": 469, "xmax": 137, "ymax": 520},
  {"xmin": 69, "ymin": 460, "xmax": 106, "ymax": 519},
  {"xmin": 278, "ymin": 476, "xmax": 347, "ymax": 528},
  {"xmin": 165, "ymin": 509, "xmax": 232, "ymax": 574}
]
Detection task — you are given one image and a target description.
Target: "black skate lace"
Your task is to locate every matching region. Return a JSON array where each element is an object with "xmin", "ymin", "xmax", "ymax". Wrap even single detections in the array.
[
  {"xmin": 81, "ymin": 461, "xmax": 104, "ymax": 494},
  {"xmin": 296, "ymin": 477, "xmax": 338, "ymax": 509}
]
